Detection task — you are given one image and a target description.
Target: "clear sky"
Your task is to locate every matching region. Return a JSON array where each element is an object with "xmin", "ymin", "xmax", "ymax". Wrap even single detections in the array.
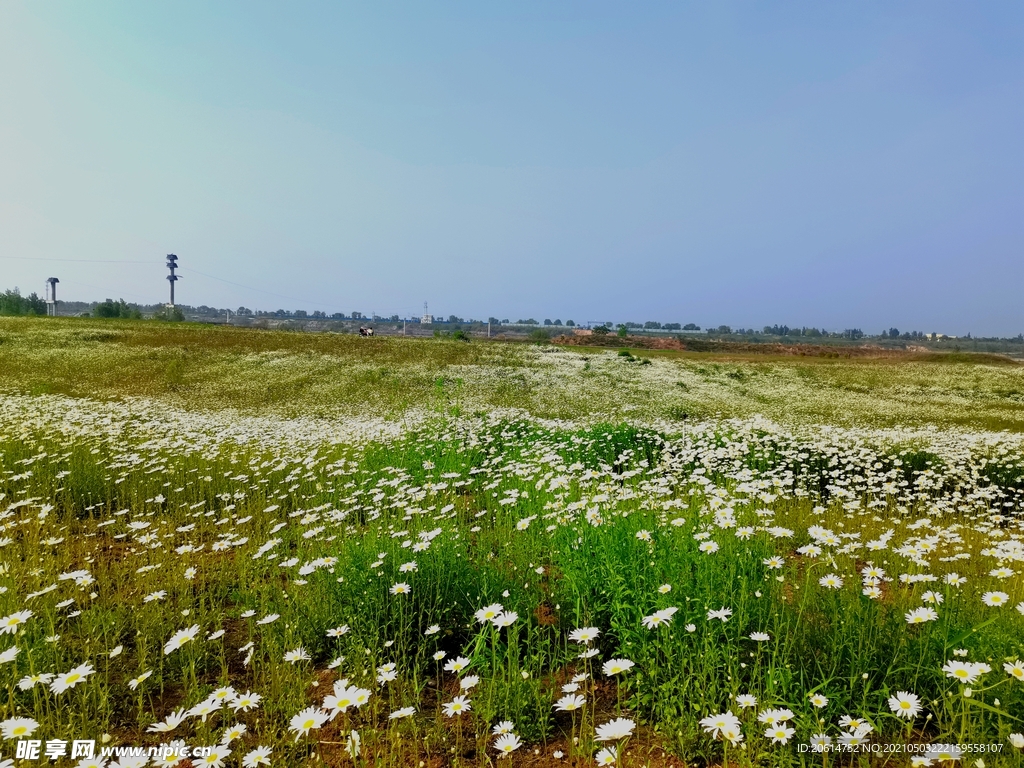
[{"xmin": 1, "ymin": 2, "xmax": 1022, "ymax": 334}]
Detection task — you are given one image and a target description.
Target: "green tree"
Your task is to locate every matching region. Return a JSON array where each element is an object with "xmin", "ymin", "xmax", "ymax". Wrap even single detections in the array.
[
  {"xmin": 94, "ymin": 298, "xmax": 142, "ymax": 319},
  {"xmin": 0, "ymin": 289, "xmax": 46, "ymax": 316}
]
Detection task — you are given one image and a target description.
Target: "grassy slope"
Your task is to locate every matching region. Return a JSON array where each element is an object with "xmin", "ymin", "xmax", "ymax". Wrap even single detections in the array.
[{"xmin": 2, "ymin": 317, "xmax": 1023, "ymax": 430}]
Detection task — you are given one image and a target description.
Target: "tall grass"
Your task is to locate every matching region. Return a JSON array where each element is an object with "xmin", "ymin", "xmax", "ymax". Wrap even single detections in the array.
[
  {"xmin": 2, "ymin": 317, "xmax": 1024, "ymax": 429},
  {"xmin": 0, "ymin": 392, "xmax": 1021, "ymax": 765}
]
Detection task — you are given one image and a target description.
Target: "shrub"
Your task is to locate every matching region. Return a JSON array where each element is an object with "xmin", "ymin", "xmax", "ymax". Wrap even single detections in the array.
[{"xmin": 152, "ymin": 305, "xmax": 185, "ymax": 321}]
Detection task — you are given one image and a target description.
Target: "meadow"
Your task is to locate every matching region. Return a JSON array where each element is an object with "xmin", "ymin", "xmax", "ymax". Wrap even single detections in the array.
[
  {"xmin": 0, "ymin": 318, "xmax": 1022, "ymax": 767},
  {"xmin": 3, "ymin": 318, "xmax": 1024, "ymax": 430}
]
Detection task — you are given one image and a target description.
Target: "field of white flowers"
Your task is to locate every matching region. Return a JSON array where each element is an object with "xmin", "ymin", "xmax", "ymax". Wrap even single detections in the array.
[
  {"xmin": 2, "ymin": 318, "xmax": 1024, "ymax": 430},
  {"xmin": 0, "ymin": 321, "xmax": 1022, "ymax": 766}
]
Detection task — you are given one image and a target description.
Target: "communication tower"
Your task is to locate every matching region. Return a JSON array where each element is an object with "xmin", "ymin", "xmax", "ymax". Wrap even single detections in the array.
[{"xmin": 166, "ymin": 254, "xmax": 180, "ymax": 306}]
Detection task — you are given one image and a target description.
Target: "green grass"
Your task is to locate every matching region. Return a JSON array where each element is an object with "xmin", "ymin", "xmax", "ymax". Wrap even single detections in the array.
[
  {"xmin": 2, "ymin": 317, "xmax": 1024, "ymax": 430},
  {"xmin": 0, "ymin": 318, "xmax": 1022, "ymax": 766}
]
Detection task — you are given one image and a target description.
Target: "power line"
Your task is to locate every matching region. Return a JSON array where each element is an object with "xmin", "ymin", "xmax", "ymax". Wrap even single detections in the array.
[
  {"xmin": 178, "ymin": 267, "xmax": 337, "ymax": 309},
  {"xmin": 58, "ymin": 278, "xmax": 123, "ymax": 295},
  {"xmin": 0, "ymin": 256, "xmax": 153, "ymax": 264},
  {"xmin": 178, "ymin": 268, "xmax": 416, "ymax": 318},
  {"xmin": 178, "ymin": 268, "xmax": 415, "ymax": 319}
]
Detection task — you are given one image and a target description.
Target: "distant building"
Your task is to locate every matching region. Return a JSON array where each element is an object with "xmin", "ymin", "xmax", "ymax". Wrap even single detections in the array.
[{"xmin": 421, "ymin": 314, "xmax": 433, "ymax": 324}]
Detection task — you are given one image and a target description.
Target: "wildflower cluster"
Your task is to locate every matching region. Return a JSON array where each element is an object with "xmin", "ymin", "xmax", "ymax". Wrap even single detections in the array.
[{"xmin": 0, "ymin": 392, "xmax": 1021, "ymax": 765}]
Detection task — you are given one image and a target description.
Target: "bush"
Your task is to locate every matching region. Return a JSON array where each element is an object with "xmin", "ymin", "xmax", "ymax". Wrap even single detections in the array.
[
  {"xmin": 152, "ymin": 305, "xmax": 185, "ymax": 322},
  {"xmin": 94, "ymin": 298, "xmax": 142, "ymax": 319},
  {"xmin": 434, "ymin": 329, "xmax": 471, "ymax": 341}
]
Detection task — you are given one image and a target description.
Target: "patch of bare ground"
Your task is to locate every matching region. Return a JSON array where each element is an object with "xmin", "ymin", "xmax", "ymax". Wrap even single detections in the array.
[{"xmin": 552, "ymin": 334, "xmax": 1021, "ymax": 363}]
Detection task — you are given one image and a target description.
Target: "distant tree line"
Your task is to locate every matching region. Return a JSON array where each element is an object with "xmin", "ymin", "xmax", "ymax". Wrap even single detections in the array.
[
  {"xmin": 593, "ymin": 321, "xmax": 705, "ymax": 331},
  {"xmin": 884, "ymin": 328, "xmax": 929, "ymax": 340},
  {"xmin": 93, "ymin": 298, "xmax": 143, "ymax": 319},
  {"xmin": 0, "ymin": 289, "xmax": 46, "ymax": 316},
  {"xmin": 5, "ymin": 286, "xmax": 1024, "ymax": 344},
  {"xmin": 619, "ymin": 321, "xmax": 686, "ymax": 330}
]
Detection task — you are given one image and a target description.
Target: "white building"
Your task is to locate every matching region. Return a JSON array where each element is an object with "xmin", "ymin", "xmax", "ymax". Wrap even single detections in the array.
[{"xmin": 421, "ymin": 314, "xmax": 433, "ymax": 325}]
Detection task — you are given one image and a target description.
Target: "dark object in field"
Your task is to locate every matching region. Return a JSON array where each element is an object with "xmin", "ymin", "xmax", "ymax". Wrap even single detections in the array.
[{"xmin": 359, "ymin": 327, "xmax": 374, "ymax": 337}]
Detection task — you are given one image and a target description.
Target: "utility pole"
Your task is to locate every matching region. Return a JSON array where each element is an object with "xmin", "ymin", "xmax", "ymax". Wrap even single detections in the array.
[
  {"xmin": 403, "ymin": 319, "xmax": 406, "ymax": 336},
  {"xmin": 166, "ymin": 254, "xmax": 180, "ymax": 306},
  {"xmin": 487, "ymin": 320, "xmax": 491, "ymax": 338}
]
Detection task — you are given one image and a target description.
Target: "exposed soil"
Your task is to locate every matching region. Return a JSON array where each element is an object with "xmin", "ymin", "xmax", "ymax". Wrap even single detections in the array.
[{"xmin": 552, "ymin": 334, "xmax": 1019, "ymax": 362}]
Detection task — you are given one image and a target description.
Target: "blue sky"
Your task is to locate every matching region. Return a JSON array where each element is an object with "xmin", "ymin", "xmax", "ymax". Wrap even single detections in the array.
[{"xmin": 1, "ymin": 2, "xmax": 1021, "ymax": 334}]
